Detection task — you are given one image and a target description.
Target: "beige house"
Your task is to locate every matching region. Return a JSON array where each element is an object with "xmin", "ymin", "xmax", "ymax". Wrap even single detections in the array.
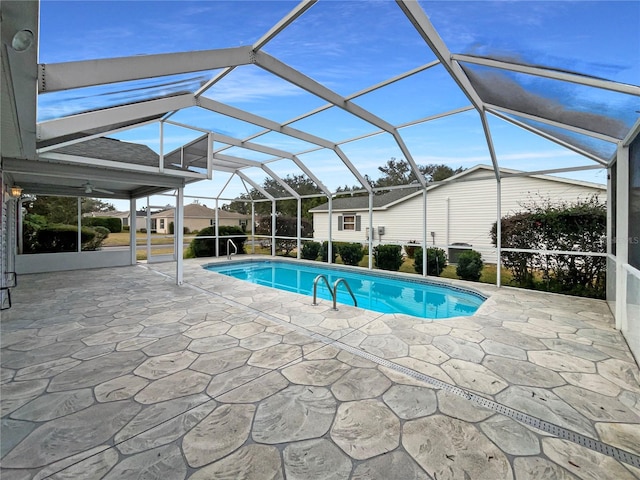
[
  {"xmin": 150, "ymin": 203, "xmax": 249, "ymax": 234},
  {"xmin": 85, "ymin": 210, "xmax": 146, "ymax": 231},
  {"xmin": 310, "ymin": 165, "xmax": 606, "ymax": 263}
]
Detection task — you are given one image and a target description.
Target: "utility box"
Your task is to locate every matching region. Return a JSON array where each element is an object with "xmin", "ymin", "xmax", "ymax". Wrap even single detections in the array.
[
  {"xmin": 377, "ymin": 226, "xmax": 385, "ymax": 236},
  {"xmin": 448, "ymin": 243, "xmax": 472, "ymax": 263}
]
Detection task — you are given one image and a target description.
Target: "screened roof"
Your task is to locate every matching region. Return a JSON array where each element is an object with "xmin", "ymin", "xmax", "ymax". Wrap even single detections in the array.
[{"xmin": 2, "ymin": 0, "xmax": 639, "ymax": 202}]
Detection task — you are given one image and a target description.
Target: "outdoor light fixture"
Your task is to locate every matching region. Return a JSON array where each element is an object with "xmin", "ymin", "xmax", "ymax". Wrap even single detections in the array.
[
  {"xmin": 11, "ymin": 29, "xmax": 34, "ymax": 52},
  {"xmin": 10, "ymin": 185, "xmax": 23, "ymax": 198}
]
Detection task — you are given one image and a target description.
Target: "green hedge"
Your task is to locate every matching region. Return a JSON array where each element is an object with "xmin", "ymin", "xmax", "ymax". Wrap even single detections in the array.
[
  {"xmin": 188, "ymin": 226, "xmax": 247, "ymax": 257},
  {"xmin": 338, "ymin": 243, "xmax": 364, "ymax": 266},
  {"xmin": 456, "ymin": 250, "xmax": 483, "ymax": 281},
  {"xmin": 35, "ymin": 224, "xmax": 96, "ymax": 252},
  {"xmin": 373, "ymin": 244, "xmax": 403, "ymax": 271},
  {"xmin": 414, "ymin": 247, "xmax": 447, "ymax": 276},
  {"xmin": 301, "ymin": 241, "xmax": 321, "ymax": 260},
  {"xmin": 84, "ymin": 217, "xmax": 122, "ymax": 233}
]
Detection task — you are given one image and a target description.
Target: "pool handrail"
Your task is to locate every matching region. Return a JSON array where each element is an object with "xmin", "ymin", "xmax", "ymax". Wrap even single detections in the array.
[
  {"xmin": 226, "ymin": 239, "xmax": 238, "ymax": 260},
  {"xmin": 333, "ymin": 278, "xmax": 358, "ymax": 310},
  {"xmin": 312, "ymin": 274, "xmax": 334, "ymax": 306}
]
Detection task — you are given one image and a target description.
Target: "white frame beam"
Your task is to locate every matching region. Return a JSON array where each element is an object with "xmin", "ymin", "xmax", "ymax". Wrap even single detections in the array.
[
  {"xmin": 37, "ymin": 94, "xmax": 195, "ymax": 141},
  {"xmin": 38, "ymin": 46, "xmax": 255, "ymax": 93}
]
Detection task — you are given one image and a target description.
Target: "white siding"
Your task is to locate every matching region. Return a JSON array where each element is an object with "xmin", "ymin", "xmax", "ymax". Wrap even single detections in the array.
[{"xmin": 312, "ymin": 172, "xmax": 605, "ymax": 264}]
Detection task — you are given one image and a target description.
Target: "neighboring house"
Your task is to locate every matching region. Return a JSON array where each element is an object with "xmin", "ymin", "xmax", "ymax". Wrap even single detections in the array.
[
  {"xmin": 150, "ymin": 203, "xmax": 250, "ymax": 234},
  {"xmin": 84, "ymin": 210, "xmax": 146, "ymax": 231},
  {"xmin": 310, "ymin": 165, "xmax": 606, "ymax": 263}
]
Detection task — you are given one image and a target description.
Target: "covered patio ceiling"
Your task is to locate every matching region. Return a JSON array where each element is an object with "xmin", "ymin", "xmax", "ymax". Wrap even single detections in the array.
[{"xmin": 1, "ymin": 0, "xmax": 639, "ymax": 202}]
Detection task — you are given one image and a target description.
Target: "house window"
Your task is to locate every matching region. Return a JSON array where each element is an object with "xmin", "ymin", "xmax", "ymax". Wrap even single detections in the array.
[
  {"xmin": 159, "ymin": 219, "xmax": 165, "ymax": 229},
  {"xmin": 122, "ymin": 217, "xmax": 129, "ymax": 227},
  {"xmin": 338, "ymin": 214, "xmax": 361, "ymax": 231},
  {"xmin": 343, "ymin": 215, "xmax": 356, "ymax": 230}
]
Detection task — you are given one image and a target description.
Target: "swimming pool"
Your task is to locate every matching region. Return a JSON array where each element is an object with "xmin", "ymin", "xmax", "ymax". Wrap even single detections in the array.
[{"xmin": 204, "ymin": 260, "xmax": 485, "ymax": 319}]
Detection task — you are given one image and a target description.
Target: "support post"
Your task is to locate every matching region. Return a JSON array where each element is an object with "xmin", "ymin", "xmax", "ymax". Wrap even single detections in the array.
[
  {"xmin": 176, "ymin": 187, "xmax": 184, "ymax": 285},
  {"xmin": 159, "ymin": 121, "xmax": 164, "ymax": 174},
  {"xmin": 496, "ymin": 179, "xmax": 502, "ymax": 287},
  {"xmin": 327, "ymin": 196, "xmax": 333, "ymax": 264},
  {"xmin": 368, "ymin": 192, "xmax": 374, "ymax": 270},
  {"xmin": 251, "ymin": 202, "xmax": 256, "ymax": 254},
  {"xmin": 146, "ymin": 197, "xmax": 151, "ymax": 261},
  {"xmin": 615, "ymin": 144, "xmax": 630, "ymax": 330},
  {"xmin": 18, "ymin": 198, "xmax": 23, "ymax": 254},
  {"xmin": 215, "ymin": 199, "xmax": 220, "ymax": 257},
  {"xmin": 271, "ymin": 200, "xmax": 276, "ymax": 257},
  {"xmin": 297, "ymin": 198, "xmax": 302, "ymax": 260},
  {"xmin": 129, "ymin": 198, "xmax": 136, "ymax": 265},
  {"xmin": 422, "ymin": 189, "xmax": 427, "ymax": 277},
  {"xmin": 77, "ymin": 197, "xmax": 82, "ymax": 253}
]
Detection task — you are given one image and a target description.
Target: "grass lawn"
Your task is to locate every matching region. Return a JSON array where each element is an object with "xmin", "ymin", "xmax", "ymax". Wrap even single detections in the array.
[{"xmin": 103, "ymin": 232, "xmax": 180, "ymax": 246}]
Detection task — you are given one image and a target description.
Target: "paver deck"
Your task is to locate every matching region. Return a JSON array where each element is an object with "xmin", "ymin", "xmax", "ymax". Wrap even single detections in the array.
[{"xmin": 1, "ymin": 256, "xmax": 639, "ymax": 479}]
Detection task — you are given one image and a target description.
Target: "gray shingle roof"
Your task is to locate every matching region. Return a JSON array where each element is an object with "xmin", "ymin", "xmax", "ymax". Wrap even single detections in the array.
[{"xmin": 51, "ymin": 137, "xmax": 177, "ymax": 169}]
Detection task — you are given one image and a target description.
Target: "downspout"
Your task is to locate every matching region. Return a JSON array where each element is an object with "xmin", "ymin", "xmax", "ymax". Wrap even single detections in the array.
[
  {"xmin": 445, "ymin": 197, "xmax": 450, "ymax": 249},
  {"xmin": 422, "ymin": 188, "xmax": 427, "ymax": 277}
]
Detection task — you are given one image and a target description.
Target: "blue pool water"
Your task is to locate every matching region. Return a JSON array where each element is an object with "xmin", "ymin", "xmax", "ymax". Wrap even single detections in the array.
[{"xmin": 204, "ymin": 260, "xmax": 485, "ymax": 319}]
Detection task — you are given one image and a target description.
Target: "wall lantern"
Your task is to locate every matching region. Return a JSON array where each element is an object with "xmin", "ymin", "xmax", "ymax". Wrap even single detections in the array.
[{"xmin": 10, "ymin": 185, "xmax": 23, "ymax": 198}]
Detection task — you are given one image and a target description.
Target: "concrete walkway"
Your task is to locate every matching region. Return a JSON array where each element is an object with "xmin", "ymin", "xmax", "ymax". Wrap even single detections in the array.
[{"xmin": 1, "ymin": 257, "xmax": 639, "ymax": 479}]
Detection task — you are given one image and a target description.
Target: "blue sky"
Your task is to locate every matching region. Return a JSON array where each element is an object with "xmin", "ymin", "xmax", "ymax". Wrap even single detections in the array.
[{"xmin": 38, "ymin": 1, "xmax": 639, "ymax": 210}]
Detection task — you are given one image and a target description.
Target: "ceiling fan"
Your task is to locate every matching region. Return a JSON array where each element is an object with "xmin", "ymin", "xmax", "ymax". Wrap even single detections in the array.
[{"xmin": 79, "ymin": 181, "xmax": 114, "ymax": 195}]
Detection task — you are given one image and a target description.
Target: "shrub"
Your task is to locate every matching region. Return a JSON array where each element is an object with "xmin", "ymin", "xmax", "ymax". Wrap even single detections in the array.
[
  {"xmin": 491, "ymin": 195, "xmax": 606, "ymax": 298},
  {"xmin": 84, "ymin": 217, "xmax": 122, "ymax": 233},
  {"xmin": 321, "ymin": 241, "xmax": 339, "ymax": 263},
  {"xmin": 414, "ymin": 247, "xmax": 447, "ymax": 276},
  {"xmin": 169, "ymin": 221, "xmax": 174, "ymax": 234},
  {"xmin": 338, "ymin": 243, "xmax": 364, "ymax": 266},
  {"xmin": 35, "ymin": 224, "xmax": 96, "ymax": 252},
  {"xmin": 139, "ymin": 228, "xmax": 147, "ymax": 234},
  {"xmin": 373, "ymin": 244, "xmax": 403, "ymax": 271},
  {"xmin": 83, "ymin": 226, "xmax": 110, "ymax": 251},
  {"xmin": 301, "ymin": 241, "xmax": 321, "ymax": 260},
  {"xmin": 123, "ymin": 226, "xmax": 130, "ymax": 232},
  {"xmin": 456, "ymin": 250, "xmax": 483, "ymax": 281},
  {"xmin": 188, "ymin": 226, "xmax": 247, "ymax": 258}
]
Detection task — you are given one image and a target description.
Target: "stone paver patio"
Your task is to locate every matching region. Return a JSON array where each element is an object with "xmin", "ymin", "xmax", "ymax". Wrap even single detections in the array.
[{"xmin": 1, "ymin": 256, "xmax": 640, "ymax": 479}]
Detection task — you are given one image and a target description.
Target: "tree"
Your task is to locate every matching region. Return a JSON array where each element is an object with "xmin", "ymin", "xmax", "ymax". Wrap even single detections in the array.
[
  {"xmin": 372, "ymin": 158, "xmax": 464, "ymax": 188},
  {"xmin": 255, "ymin": 215, "xmax": 313, "ymax": 256},
  {"xmin": 225, "ymin": 174, "xmax": 325, "ymax": 221},
  {"xmin": 23, "ymin": 196, "xmax": 116, "ymax": 225}
]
